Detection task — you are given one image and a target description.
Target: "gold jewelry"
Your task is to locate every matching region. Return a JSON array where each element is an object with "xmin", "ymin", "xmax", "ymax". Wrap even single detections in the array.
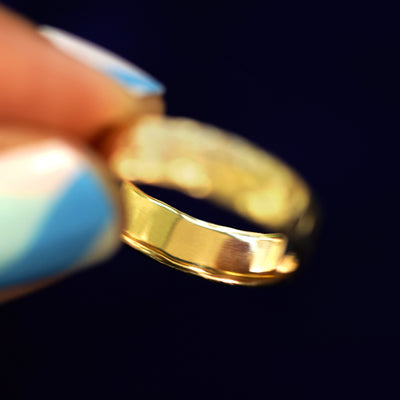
[{"xmin": 111, "ymin": 116, "xmax": 317, "ymax": 286}]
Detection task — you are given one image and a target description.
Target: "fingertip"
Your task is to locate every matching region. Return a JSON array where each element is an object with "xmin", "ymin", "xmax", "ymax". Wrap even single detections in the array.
[
  {"xmin": 0, "ymin": 7, "xmax": 164, "ymax": 142},
  {"xmin": 0, "ymin": 128, "xmax": 122, "ymax": 292}
]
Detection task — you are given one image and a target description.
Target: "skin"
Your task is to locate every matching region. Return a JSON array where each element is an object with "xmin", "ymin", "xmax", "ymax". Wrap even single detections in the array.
[{"xmin": 0, "ymin": 5, "xmax": 163, "ymax": 303}]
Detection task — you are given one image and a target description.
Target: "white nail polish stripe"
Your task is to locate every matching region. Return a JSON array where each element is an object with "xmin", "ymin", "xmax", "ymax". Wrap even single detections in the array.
[{"xmin": 0, "ymin": 196, "xmax": 55, "ymax": 270}]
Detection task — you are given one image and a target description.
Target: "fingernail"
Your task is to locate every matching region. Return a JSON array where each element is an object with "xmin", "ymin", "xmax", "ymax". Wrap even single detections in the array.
[
  {"xmin": 0, "ymin": 138, "xmax": 121, "ymax": 288},
  {"xmin": 39, "ymin": 26, "xmax": 165, "ymax": 97}
]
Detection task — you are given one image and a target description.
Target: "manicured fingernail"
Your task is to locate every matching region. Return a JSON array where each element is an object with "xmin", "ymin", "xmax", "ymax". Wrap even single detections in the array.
[
  {"xmin": 39, "ymin": 26, "xmax": 165, "ymax": 97},
  {"xmin": 0, "ymin": 138, "xmax": 121, "ymax": 288}
]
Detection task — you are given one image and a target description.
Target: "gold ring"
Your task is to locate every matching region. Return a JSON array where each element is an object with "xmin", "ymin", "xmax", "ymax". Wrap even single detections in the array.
[{"xmin": 111, "ymin": 116, "xmax": 318, "ymax": 286}]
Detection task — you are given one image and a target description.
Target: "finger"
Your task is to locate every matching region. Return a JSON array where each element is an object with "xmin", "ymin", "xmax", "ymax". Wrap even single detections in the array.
[
  {"xmin": 0, "ymin": 126, "xmax": 122, "ymax": 300},
  {"xmin": 0, "ymin": 5, "xmax": 163, "ymax": 143}
]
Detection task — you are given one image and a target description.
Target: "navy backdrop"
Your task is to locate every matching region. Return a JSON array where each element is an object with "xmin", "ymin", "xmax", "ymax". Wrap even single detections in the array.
[{"xmin": 1, "ymin": 1, "xmax": 399, "ymax": 398}]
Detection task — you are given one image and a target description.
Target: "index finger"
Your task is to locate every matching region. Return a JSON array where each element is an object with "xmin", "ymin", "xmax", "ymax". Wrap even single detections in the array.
[{"xmin": 0, "ymin": 5, "xmax": 163, "ymax": 142}]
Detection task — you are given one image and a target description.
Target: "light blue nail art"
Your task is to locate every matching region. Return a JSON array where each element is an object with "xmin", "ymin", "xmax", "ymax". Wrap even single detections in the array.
[
  {"xmin": 0, "ymin": 169, "xmax": 118, "ymax": 288},
  {"xmin": 105, "ymin": 67, "xmax": 164, "ymax": 95},
  {"xmin": 39, "ymin": 26, "xmax": 165, "ymax": 96}
]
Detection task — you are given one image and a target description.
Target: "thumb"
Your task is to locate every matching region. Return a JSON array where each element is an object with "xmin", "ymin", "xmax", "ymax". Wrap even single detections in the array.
[{"xmin": 0, "ymin": 127, "xmax": 121, "ymax": 302}]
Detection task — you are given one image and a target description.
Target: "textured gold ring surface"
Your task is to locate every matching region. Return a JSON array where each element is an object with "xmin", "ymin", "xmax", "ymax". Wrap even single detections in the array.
[{"xmin": 111, "ymin": 116, "xmax": 317, "ymax": 285}]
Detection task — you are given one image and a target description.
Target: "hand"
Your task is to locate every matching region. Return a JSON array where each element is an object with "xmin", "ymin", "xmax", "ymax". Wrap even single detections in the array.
[{"xmin": 0, "ymin": 5, "xmax": 161, "ymax": 302}]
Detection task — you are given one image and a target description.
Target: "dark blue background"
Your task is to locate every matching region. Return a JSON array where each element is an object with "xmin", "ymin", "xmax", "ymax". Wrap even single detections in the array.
[{"xmin": 1, "ymin": 1, "xmax": 399, "ymax": 398}]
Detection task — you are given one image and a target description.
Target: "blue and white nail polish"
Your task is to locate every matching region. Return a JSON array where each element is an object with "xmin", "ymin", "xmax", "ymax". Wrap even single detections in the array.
[
  {"xmin": 0, "ymin": 139, "xmax": 121, "ymax": 288},
  {"xmin": 39, "ymin": 26, "xmax": 165, "ymax": 97}
]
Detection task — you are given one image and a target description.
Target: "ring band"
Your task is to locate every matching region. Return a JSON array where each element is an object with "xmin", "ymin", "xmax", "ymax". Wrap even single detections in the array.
[{"xmin": 111, "ymin": 116, "xmax": 317, "ymax": 285}]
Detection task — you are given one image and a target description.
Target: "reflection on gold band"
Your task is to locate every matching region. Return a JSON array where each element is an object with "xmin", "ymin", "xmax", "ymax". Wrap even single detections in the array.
[{"xmin": 112, "ymin": 116, "xmax": 316, "ymax": 285}]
